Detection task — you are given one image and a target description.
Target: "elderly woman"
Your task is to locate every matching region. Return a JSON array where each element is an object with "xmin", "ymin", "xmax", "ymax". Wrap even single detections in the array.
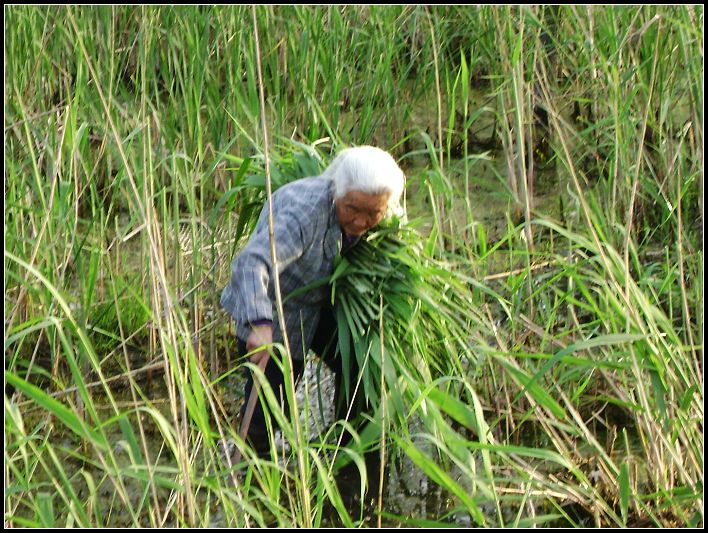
[{"xmin": 220, "ymin": 145, "xmax": 405, "ymax": 453}]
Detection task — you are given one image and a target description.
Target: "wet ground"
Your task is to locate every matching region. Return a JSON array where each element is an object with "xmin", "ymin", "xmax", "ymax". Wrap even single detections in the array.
[{"xmin": 282, "ymin": 358, "xmax": 477, "ymax": 527}]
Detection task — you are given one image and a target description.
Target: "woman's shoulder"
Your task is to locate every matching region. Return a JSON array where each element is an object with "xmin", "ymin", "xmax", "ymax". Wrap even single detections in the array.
[
  {"xmin": 274, "ymin": 176, "xmax": 333, "ymax": 217},
  {"xmin": 276, "ymin": 175, "xmax": 331, "ymax": 197}
]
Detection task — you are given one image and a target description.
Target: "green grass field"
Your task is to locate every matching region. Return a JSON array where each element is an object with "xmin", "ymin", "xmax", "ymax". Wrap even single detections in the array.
[{"xmin": 5, "ymin": 5, "xmax": 703, "ymax": 527}]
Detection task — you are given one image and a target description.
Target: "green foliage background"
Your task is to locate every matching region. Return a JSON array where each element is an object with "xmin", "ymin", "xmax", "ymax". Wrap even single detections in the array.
[{"xmin": 4, "ymin": 5, "xmax": 703, "ymax": 528}]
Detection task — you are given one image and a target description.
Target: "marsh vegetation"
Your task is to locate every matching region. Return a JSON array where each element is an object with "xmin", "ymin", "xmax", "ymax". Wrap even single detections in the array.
[{"xmin": 4, "ymin": 5, "xmax": 703, "ymax": 528}]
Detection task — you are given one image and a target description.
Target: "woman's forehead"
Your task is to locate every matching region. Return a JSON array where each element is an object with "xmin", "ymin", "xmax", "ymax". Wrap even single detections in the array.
[{"xmin": 342, "ymin": 189, "xmax": 391, "ymax": 208}]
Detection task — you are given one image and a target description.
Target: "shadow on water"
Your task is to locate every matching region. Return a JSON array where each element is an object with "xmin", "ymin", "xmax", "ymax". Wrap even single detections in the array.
[{"xmin": 320, "ymin": 451, "xmax": 461, "ymax": 528}]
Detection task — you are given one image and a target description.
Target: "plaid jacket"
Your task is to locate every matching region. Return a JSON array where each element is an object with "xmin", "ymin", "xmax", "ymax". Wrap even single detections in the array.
[{"xmin": 220, "ymin": 176, "xmax": 342, "ymax": 361}]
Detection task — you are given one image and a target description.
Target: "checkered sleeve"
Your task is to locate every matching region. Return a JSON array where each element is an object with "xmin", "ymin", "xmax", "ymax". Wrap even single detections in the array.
[{"xmin": 227, "ymin": 205, "xmax": 312, "ymax": 326}]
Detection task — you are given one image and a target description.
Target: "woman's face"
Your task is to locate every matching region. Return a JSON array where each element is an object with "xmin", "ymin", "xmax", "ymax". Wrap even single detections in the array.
[{"xmin": 335, "ymin": 189, "xmax": 391, "ymax": 237}]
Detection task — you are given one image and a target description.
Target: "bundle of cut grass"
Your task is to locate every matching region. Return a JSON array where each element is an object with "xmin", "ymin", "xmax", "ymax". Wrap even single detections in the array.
[{"xmin": 330, "ymin": 219, "xmax": 485, "ymax": 421}]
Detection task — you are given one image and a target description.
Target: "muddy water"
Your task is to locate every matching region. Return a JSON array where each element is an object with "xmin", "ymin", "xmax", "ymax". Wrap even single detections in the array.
[
  {"xmin": 289, "ymin": 359, "xmax": 473, "ymax": 527},
  {"xmin": 403, "ymin": 155, "xmax": 562, "ymax": 239}
]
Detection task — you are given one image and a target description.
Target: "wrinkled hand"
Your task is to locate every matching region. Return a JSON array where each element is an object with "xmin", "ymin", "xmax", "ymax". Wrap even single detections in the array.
[{"xmin": 246, "ymin": 324, "xmax": 272, "ymax": 368}]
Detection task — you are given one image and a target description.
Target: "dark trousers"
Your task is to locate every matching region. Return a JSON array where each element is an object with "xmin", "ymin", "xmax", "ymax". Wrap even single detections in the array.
[{"xmin": 238, "ymin": 305, "xmax": 365, "ymax": 442}]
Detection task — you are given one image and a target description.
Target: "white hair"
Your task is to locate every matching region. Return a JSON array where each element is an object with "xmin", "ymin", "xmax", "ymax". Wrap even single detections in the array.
[{"xmin": 323, "ymin": 146, "xmax": 405, "ymax": 215}]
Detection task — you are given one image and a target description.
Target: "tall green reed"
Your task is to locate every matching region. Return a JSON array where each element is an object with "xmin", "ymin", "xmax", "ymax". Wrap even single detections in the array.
[
  {"xmin": 377, "ymin": 5, "xmax": 701, "ymax": 526},
  {"xmin": 5, "ymin": 4, "xmax": 702, "ymax": 528}
]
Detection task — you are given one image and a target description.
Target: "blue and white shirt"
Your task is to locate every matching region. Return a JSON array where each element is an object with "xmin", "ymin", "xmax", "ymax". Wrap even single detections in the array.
[{"xmin": 220, "ymin": 176, "xmax": 350, "ymax": 361}]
